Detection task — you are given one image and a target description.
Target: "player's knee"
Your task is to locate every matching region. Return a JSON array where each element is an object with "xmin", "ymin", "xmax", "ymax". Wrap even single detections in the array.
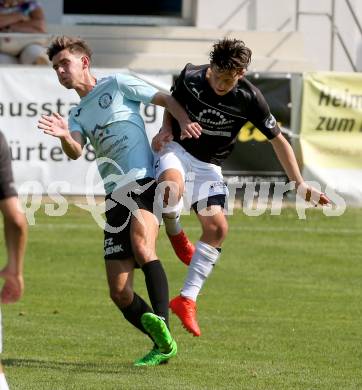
[
  {"xmin": 7, "ymin": 212, "xmax": 27, "ymax": 234},
  {"xmin": 214, "ymin": 222, "xmax": 228, "ymax": 242},
  {"xmin": 157, "ymin": 175, "xmax": 183, "ymax": 205},
  {"xmin": 205, "ymin": 220, "xmax": 228, "ymax": 243},
  {"xmin": 162, "ymin": 184, "xmax": 182, "ymax": 206},
  {"xmin": 109, "ymin": 287, "xmax": 133, "ymax": 308}
]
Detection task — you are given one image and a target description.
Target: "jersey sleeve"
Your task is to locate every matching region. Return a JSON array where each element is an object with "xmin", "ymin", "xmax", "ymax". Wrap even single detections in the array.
[
  {"xmin": 116, "ymin": 73, "xmax": 158, "ymax": 105},
  {"xmin": 170, "ymin": 65, "xmax": 188, "ymax": 101},
  {"xmin": 248, "ymin": 86, "xmax": 281, "ymax": 140},
  {"xmin": 68, "ymin": 108, "xmax": 87, "ymax": 143}
]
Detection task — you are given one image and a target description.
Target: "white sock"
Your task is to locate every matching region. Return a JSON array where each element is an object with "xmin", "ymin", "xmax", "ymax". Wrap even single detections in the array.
[
  {"xmin": 181, "ymin": 241, "xmax": 220, "ymax": 301},
  {"xmin": 163, "ymin": 212, "xmax": 182, "ymax": 236},
  {"xmin": 0, "ymin": 373, "xmax": 9, "ymax": 390}
]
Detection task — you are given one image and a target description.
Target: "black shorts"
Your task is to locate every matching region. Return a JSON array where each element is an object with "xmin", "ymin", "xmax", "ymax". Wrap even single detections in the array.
[
  {"xmin": 104, "ymin": 178, "xmax": 158, "ymax": 262},
  {"xmin": 0, "ymin": 131, "xmax": 17, "ymax": 201},
  {"xmin": 191, "ymin": 194, "xmax": 228, "ymax": 214}
]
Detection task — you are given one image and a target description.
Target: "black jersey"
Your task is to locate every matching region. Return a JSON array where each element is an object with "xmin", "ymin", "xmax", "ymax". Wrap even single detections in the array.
[
  {"xmin": 171, "ymin": 64, "xmax": 280, "ymax": 165},
  {"xmin": 0, "ymin": 131, "xmax": 17, "ymax": 200}
]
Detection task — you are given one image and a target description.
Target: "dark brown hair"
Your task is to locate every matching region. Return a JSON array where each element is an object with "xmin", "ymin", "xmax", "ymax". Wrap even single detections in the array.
[
  {"xmin": 209, "ymin": 38, "xmax": 252, "ymax": 71},
  {"xmin": 47, "ymin": 36, "xmax": 93, "ymax": 61}
]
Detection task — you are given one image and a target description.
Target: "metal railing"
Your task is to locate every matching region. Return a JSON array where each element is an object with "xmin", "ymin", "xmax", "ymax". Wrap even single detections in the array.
[
  {"xmin": 295, "ymin": 0, "xmax": 362, "ymax": 71},
  {"xmin": 217, "ymin": 0, "xmax": 253, "ymax": 29}
]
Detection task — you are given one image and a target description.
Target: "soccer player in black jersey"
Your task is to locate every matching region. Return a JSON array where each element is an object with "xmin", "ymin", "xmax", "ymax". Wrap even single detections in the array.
[{"xmin": 152, "ymin": 38, "xmax": 330, "ymax": 337}]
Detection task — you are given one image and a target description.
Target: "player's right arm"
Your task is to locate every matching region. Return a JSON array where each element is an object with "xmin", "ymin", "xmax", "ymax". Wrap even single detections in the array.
[
  {"xmin": 38, "ymin": 112, "xmax": 85, "ymax": 159},
  {"xmin": 151, "ymin": 110, "xmax": 174, "ymax": 152}
]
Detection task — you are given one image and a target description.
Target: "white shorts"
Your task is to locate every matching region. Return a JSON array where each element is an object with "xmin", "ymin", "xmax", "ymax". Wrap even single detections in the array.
[{"xmin": 154, "ymin": 141, "xmax": 228, "ymax": 211}]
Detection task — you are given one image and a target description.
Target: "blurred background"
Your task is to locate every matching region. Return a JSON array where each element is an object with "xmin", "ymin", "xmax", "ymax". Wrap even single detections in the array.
[
  {"xmin": 1, "ymin": 0, "xmax": 361, "ymax": 205},
  {"xmin": 40, "ymin": 0, "xmax": 362, "ymax": 72}
]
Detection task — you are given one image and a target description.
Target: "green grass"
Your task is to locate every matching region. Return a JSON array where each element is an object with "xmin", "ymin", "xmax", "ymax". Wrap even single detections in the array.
[{"xmin": 0, "ymin": 205, "xmax": 361, "ymax": 389}]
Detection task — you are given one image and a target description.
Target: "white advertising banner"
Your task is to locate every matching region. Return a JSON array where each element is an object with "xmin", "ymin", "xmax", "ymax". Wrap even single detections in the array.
[{"xmin": 0, "ymin": 67, "xmax": 171, "ymax": 195}]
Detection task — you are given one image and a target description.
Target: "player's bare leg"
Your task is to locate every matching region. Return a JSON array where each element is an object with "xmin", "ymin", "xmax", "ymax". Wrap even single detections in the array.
[
  {"xmin": 106, "ymin": 259, "xmax": 153, "ymax": 335},
  {"xmin": 131, "ymin": 209, "xmax": 177, "ymax": 365},
  {"xmin": 158, "ymin": 168, "xmax": 195, "ymax": 265}
]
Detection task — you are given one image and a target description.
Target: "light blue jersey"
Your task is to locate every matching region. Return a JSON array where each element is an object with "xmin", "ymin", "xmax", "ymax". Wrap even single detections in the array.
[{"xmin": 68, "ymin": 73, "xmax": 158, "ymax": 194}]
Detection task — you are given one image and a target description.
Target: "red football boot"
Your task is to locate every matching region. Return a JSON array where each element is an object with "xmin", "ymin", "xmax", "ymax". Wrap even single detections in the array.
[{"xmin": 169, "ymin": 295, "xmax": 201, "ymax": 337}]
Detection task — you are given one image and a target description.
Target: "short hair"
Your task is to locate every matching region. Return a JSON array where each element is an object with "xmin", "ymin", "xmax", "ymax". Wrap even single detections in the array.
[
  {"xmin": 209, "ymin": 38, "xmax": 252, "ymax": 72},
  {"xmin": 47, "ymin": 36, "xmax": 93, "ymax": 61}
]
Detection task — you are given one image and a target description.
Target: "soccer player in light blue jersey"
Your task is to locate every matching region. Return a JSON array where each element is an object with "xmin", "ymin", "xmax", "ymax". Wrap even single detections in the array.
[{"xmin": 37, "ymin": 36, "xmax": 202, "ymax": 367}]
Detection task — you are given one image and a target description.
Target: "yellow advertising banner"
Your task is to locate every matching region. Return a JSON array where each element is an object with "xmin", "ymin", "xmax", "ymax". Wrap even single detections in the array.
[
  {"xmin": 300, "ymin": 72, "xmax": 362, "ymax": 169},
  {"xmin": 300, "ymin": 72, "xmax": 362, "ymax": 203}
]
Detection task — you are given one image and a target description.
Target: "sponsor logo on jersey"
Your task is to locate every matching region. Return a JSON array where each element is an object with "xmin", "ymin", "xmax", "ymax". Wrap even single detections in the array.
[
  {"xmin": 201, "ymin": 129, "xmax": 231, "ymax": 137},
  {"xmin": 192, "ymin": 87, "xmax": 202, "ymax": 99},
  {"xmin": 92, "ymin": 124, "xmax": 111, "ymax": 141},
  {"xmin": 91, "ymin": 124, "xmax": 127, "ymax": 146},
  {"xmin": 196, "ymin": 108, "xmax": 234, "ymax": 129},
  {"xmin": 98, "ymin": 93, "xmax": 113, "ymax": 109},
  {"xmin": 74, "ymin": 108, "xmax": 82, "ymax": 117},
  {"xmin": 264, "ymin": 114, "xmax": 277, "ymax": 129},
  {"xmin": 238, "ymin": 122, "xmax": 267, "ymax": 142}
]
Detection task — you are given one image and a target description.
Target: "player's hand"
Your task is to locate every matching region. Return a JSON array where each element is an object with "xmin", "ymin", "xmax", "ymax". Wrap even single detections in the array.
[
  {"xmin": 38, "ymin": 112, "xmax": 69, "ymax": 139},
  {"xmin": 0, "ymin": 266, "xmax": 24, "ymax": 304},
  {"xmin": 180, "ymin": 122, "xmax": 202, "ymax": 140},
  {"xmin": 299, "ymin": 182, "xmax": 331, "ymax": 206},
  {"xmin": 152, "ymin": 128, "xmax": 174, "ymax": 152}
]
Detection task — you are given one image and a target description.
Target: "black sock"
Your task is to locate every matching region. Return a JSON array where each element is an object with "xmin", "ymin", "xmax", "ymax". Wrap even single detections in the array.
[
  {"xmin": 142, "ymin": 260, "xmax": 169, "ymax": 328},
  {"xmin": 120, "ymin": 292, "xmax": 152, "ymax": 336}
]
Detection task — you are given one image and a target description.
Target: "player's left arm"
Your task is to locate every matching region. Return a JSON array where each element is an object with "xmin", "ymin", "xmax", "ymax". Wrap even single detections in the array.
[
  {"xmin": 151, "ymin": 92, "xmax": 202, "ymax": 139},
  {"xmin": 270, "ymin": 133, "xmax": 330, "ymax": 205},
  {"xmin": 249, "ymin": 85, "xmax": 329, "ymax": 205},
  {"xmin": 0, "ymin": 196, "xmax": 27, "ymax": 303}
]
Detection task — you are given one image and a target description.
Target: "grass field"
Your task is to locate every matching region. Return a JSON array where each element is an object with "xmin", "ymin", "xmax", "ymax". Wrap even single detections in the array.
[{"xmin": 0, "ymin": 205, "xmax": 361, "ymax": 389}]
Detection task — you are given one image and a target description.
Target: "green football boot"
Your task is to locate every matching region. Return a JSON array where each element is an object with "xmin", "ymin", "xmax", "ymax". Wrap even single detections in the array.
[
  {"xmin": 141, "ymin": 312, "xmax": 175, "ymax": 353},
  {"xmin": 133, "ymin": 340, "xmax": 177, "ymax": 367}
]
